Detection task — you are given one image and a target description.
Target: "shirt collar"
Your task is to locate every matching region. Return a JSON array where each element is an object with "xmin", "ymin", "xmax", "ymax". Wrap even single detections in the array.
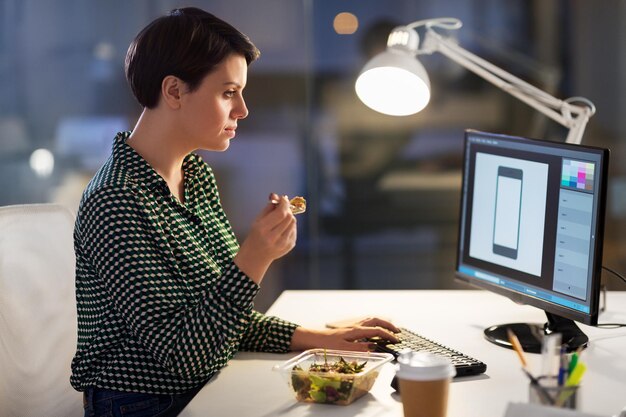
[
  {"xmin": 113, "ymin": 131, "xmax": 166, "ymax": 191},
  {"xmin": 113, "ymin": 131, "xmax": 203, "ymax": 191},
  {"xmin": 182, "ymin": 153, "xmax": 201, "ymax": 181}
]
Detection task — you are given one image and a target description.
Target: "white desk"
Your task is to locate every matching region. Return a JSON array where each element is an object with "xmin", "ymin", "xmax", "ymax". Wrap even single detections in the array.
[{"xmin": 181, "ymin": 290, "xmax": 626, "ymax": 417}]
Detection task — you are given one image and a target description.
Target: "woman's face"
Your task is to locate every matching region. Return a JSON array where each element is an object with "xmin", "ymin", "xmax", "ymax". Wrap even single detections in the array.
[{"xmin": 179, "ymin": 53, "xmax": 249, "ymax": 152}]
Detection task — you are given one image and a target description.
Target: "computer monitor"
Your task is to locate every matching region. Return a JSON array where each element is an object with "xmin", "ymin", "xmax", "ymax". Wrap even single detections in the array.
[{"xmin": 455, "ymin": 130, "xmax": 609, "ymax": 353}]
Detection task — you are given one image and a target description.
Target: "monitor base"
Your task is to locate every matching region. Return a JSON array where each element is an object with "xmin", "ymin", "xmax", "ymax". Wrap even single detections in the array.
[{"xmin": 484, "ymin": 313, "xmax": 589, "ymax": 354}]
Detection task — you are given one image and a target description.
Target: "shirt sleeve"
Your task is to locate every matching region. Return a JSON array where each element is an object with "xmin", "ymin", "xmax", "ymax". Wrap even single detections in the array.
[
  {"xmin": 237, "ymin": 311, "xmax": 299, "ymax": 353},
  {"xmin": 78, "ymin": 185, "xmax": 259, "ymax": 380},
  {"xmin": 195, "ymin": 163, "xmax": 300, "ymax": 353}
]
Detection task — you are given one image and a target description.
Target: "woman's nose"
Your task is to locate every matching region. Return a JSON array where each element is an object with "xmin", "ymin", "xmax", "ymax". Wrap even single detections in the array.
[{"xmin": 233, "ymin": 97, "xmax": 248, "ymax": 119}]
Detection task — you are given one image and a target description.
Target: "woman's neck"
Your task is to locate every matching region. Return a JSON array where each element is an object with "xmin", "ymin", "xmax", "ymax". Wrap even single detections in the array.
[{"xmin": 127, "ymin": 109, "xmax": 188, "ymax": 202}]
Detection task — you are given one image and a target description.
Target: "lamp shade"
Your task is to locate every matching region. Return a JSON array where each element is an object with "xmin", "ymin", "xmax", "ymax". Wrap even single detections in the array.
[{"xmin": 355, "ymin": 49, "xmax": 431, "ymax": 116}]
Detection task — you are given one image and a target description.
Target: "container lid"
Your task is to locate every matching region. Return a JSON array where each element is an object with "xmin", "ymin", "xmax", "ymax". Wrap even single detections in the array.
[
  {"xmin": 273, "ymin": 349, "xmax": 394, "ymax": 376},
  {"xmin": 395, "ymin": 351, "xmax": 456, "ymax": 381}
]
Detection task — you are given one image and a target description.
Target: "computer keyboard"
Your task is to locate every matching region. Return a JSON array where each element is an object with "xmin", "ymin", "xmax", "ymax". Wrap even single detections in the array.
[{"xmin": 372, "ymin": 327, "xmax": 487, "ymax": 378}]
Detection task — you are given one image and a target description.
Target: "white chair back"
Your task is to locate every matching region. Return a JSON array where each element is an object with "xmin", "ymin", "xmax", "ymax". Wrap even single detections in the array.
[{"xmin": 0, "ymin": 204, "xmax": 82, "ymax": 417}]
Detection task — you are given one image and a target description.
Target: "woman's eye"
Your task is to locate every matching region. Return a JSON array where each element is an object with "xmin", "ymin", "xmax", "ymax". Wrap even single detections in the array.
[{"xmin": 224, "ymin": 90, "xmax": 236, "ymax": 98}]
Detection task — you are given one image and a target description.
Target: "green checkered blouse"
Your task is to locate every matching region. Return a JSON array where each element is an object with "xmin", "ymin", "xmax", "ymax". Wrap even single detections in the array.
[{"xmin": 70, "ymin": 131, "xmax": 299, "ymax": 394}]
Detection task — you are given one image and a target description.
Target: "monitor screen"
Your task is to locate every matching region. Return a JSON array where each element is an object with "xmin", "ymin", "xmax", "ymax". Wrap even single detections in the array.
[{"xmin": 455, "ymin": 130, "xmax": 609, "ymax": 353}]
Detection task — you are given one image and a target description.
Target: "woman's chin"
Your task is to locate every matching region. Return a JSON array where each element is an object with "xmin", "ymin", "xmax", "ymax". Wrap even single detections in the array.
[
  {"xmin": 202, "ymin": 140, "xmax": 231, "ymax": 152},
  {"xmin": 219, "ymin": 140, "xmax": 231, "ymax": 151}
]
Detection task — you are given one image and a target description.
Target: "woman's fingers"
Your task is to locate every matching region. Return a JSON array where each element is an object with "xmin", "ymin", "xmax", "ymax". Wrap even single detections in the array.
[
  {"xmin": 356, "ymin": 317, "xmax": 401, "ymax": 333},
  {"xmin": 344, "ymin": 326, "xmax": 399, "ymax": 344},
  {"xmin": 260, "ymin": 194, "xmax": 287, "ymax": 217}
]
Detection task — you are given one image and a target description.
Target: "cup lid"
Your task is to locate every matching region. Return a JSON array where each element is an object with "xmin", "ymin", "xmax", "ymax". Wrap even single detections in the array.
[{"xmin": 395, "ymin": 351, "xmax": 456, "ymax": 381}]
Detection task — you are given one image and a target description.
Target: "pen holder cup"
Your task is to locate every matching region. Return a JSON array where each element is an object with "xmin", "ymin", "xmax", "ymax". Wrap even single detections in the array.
[{"xmin": 528, "ymin": 376, "xmax": 579, "ymax": 409}]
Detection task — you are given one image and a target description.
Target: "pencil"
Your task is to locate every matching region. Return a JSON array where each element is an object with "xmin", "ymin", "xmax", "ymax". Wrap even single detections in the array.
[{"xmin": 507, "ymin": 328, "xmax": 528, "ymax": 368}]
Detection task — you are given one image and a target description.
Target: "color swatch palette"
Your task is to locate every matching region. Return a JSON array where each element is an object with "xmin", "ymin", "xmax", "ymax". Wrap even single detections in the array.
[{"xmin": 561, "ymin": 159, "xmax": 595, "ymax": 191}]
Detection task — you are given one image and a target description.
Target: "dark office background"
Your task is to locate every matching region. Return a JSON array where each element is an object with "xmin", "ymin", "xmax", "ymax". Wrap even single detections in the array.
[{"xmin": 1, "ymin": 0, "xmax": 624, "ymax": 311}]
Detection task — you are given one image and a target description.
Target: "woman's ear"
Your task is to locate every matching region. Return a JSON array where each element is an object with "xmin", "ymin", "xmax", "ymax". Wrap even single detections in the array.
[{"xmin": 160, "ymin": 75, "xmax": 183, "ymax": 109}]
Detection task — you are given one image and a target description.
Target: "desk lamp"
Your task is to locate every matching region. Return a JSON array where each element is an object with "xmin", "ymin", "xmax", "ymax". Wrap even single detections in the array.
[{"xmin": 355, "ymin": 18, "xmax": 595, "ymax": 144}]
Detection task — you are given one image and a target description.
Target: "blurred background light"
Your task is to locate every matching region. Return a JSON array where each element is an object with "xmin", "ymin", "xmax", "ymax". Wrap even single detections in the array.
[
  {"xmin": 29, "ymin": 148, "xmax": 54, "ymax": 178},
  {"xmin": 333, "ymin": 12, "xmax": 359, "ymax": 35}
]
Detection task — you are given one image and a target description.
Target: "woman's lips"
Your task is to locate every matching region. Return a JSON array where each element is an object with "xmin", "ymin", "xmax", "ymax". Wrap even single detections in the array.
[{"xmin": 224, "ymin": 126, "xmax": 237, "ymax": 137}]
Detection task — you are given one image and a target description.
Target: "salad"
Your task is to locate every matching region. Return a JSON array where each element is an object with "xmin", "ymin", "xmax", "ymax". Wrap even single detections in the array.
[{"xmin": 290, "ymin": 352, "xmax": 377, "ymax": 405}]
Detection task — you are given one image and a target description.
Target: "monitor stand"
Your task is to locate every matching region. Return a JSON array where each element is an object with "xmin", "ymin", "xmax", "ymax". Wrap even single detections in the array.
[{"xmin": 483, "ymin": 312, "xmax": 589, "ymax": 353}]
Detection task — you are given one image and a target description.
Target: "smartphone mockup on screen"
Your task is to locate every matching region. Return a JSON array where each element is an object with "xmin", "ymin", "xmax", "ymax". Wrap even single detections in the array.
[{"xmin": 492, "ymin": 166, "xmax": 523, "ymax": 259}]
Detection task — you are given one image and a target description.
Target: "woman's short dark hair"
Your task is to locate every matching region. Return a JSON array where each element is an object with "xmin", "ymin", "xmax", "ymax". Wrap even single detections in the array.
[{"xmin": 125, "ymin": 7, "xmax": 260, "ymax": 108}]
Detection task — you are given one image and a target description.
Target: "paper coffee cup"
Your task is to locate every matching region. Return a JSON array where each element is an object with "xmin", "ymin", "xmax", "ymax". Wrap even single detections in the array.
[{"xmin": 396, "ymin": 351, "xmax": 456, "ymax": 417}]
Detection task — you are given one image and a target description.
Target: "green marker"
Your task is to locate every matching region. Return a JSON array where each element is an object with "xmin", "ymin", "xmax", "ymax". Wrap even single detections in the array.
[{"xmin": 568, "ymin": 353, "xmax": 579, "ymax": 375}]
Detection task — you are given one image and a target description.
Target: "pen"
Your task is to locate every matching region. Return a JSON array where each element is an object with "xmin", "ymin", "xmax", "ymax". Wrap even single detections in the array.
[{"xmin": 557, "ymin": 346, "xmax": 567, "ymax": 386}]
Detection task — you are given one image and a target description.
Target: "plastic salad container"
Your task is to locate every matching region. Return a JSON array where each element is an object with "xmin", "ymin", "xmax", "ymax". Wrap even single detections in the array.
[{"xmin": 273, "ymin": 348, "xmax": 394, "ymax": 405}]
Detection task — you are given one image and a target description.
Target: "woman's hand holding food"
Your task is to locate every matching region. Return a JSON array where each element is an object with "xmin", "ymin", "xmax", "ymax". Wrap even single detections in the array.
[{"xmin": 234, "ymin": 193, "xmax": 297, "ymax": 284}]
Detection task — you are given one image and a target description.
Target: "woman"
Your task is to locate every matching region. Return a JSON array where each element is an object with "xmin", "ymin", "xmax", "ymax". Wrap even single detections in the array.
[{"xmin": 71, "ymin": 7, "xmax": 399, "ymax": 416}]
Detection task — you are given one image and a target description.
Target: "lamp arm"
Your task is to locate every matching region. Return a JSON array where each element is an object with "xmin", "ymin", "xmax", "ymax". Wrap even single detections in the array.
[{"xmin": 421, "ymin": 28, "xmax": 594, "ymax": 144}]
